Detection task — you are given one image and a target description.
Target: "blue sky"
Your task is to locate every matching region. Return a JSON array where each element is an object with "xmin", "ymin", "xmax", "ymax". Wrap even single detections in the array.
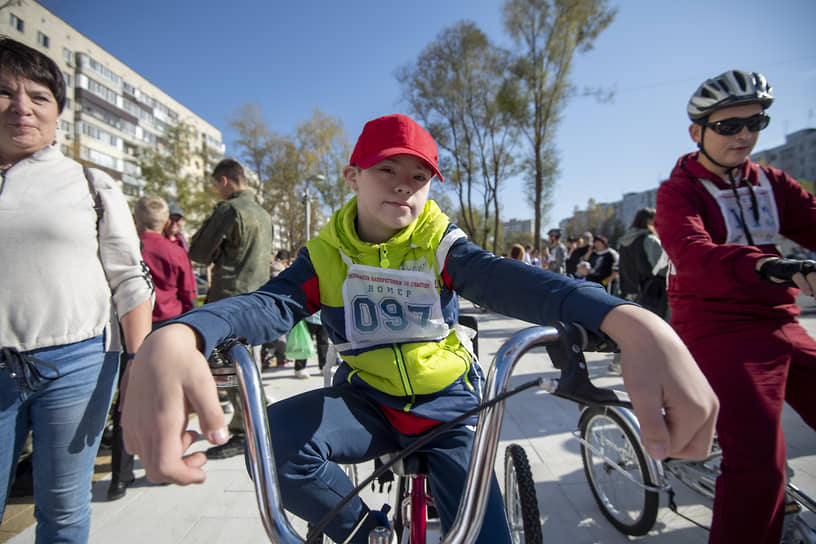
[{"xmin": 41, "ymin": 0, "xmax": 815, "ymax": 230}]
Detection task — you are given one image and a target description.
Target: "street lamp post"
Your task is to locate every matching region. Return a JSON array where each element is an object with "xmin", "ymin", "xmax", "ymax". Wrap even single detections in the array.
[
  {"xmin": 302, "ymin": 188, "xmax": 311, "ymax": 242},
  {"xmin": 303, "ymin": 174, "xmax": 325, "ymax": 242}
]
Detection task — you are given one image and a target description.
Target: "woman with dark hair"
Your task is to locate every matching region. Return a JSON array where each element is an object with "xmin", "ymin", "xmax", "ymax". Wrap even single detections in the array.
[
  {"xmin": 0, "ymin": 37, "xmax": 153, "ymax": 542},
  {"xmin": 618, "ymin": 207, "xmax": 669, "ymax": 317}
]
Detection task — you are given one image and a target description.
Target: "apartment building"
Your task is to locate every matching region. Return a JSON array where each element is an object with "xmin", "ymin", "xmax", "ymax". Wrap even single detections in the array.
[
  {"xmin": 0, "ymin": 1, "xmax": 224, "ymax": 198},
  {"xmin": 502, "ymin": 218, "xmax": 534, "ymax": 235},
  {"xmin": 751, "ymin": 128, "xmax": 816, "ymax": 183}
]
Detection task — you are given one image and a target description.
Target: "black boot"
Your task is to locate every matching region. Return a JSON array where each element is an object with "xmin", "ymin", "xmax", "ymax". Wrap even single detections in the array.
[
  {"xmin": 106, "ymin": 476, "xmax": 133, "ymax": 501},
  {"xmin": 206, "ymin": 435, "xmax": 245, "ymax": 459},
  {"xmin": 9, "ymin": 456, "xmax": 34, "ymax": 498}
]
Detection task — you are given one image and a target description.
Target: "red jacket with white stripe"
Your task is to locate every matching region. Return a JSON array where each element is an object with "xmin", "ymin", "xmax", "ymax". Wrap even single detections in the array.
[{"xmin": 655, "ymin": 152, "xmax": 816, "ymax": 326}]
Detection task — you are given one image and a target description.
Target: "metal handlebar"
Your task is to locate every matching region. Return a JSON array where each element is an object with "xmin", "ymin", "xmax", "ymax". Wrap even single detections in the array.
[
  {"xmin": 214, "ymin": 340, "xmax": 303, "ymax": 544},
  {"xmin": 210, "ymin": 322, "xmax": 628, "ymax": 544}
]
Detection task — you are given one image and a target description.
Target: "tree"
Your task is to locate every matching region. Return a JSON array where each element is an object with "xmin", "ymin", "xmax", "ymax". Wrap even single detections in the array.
[
  {"xmin": 229, "ymin": 105, "xmax": 351, "ymax": 252},
  {"xmin": 185, "ymin": 134, "xmax": 223, "ymax": 229},
  {"xmin": 502, "ymin": 0, "xmax": 616, "ymax": 251},
  {"xmin": 397, "ymin": 21, "xmax": 521, "ymax": 251},
  {"xmin": 274, "ymin": 109, "xmax": 351, "ymax": 250},
  {"xmin": 294, "ymin": 109, "xmax": 352, "ymax": 215},
  {"xmin": 137, "ymin": 120, "xmax": 216, "ymax": 229},
  {"xmin": 563, "ymin": 198, "xmax": 624, "ymax": 246},
  {"xmin": 228, "ymin": 103, "xmax": 273, "ymax": 202}
]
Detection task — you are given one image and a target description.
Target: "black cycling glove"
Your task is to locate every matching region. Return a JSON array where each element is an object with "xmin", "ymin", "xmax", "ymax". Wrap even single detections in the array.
[{"xmin": 756, "ymin": 258, "xmax": 816, "ymax": 287}]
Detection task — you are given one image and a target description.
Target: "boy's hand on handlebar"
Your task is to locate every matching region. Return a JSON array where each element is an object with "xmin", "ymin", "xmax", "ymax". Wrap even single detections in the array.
[
  {"xmin": 120, "ymin": 323, "xmax": 229, "ymax": 484},
  {"xmin": 600, "ymin": 305, "xmax": 719, "ymax": 461}
]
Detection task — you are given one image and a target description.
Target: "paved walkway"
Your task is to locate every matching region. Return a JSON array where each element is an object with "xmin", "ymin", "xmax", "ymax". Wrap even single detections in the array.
[{"xmin": 4, "ymin": 298, "xmax": 816, "ymax": 543}]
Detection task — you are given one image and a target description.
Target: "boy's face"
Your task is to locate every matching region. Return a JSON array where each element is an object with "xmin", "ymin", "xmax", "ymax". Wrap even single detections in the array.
[
  {"xmin": 343, "ymin": 154, "xmax": 433, "ymax": 244},
  {"xmin": 690, "ymin": 103, "xmax": 763, "ymax": 172}
]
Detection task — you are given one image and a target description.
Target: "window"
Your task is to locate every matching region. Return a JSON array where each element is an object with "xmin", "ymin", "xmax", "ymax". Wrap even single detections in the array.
[
  {"xmin": 10, "ymin": 14, "xmax": 23, "ymax": 33},
  {"xmin": 60, "ymin": 120, "xmax": 72, "ymax": 132},
  {"xmin": 122, "ymin": 98, "xmax": 141, "ymax": 117},
  {"xmin": 121, "ymin": 182, "xmax": 140, "ymax": 197},
  {"xmin": 36, "ymin": 31, "xmax": 49, "ymax": 48},
  {"xmin": 63, "ymin": 48, "xmax": 73, "ymax": 65},
  {"xmin": 85, "ymin": 77, "xmax": 119, "ymax": 106},
  {"xmin": 123, "ymin": 142, "xmax": 139, "ymax": 157},
  {"xmin": 85, "ymin": 57, "xmax": 122, "ymax": 87},
  {"xmin": 78, "ymin": 121, "xmax": 119, "ymax": 148},
  {"xmin": 62, "ymin": 71, "xmax": 72, "ymax": 86},
  {"xmin": 120, "ymin": 119, "xmax": 137, "ymax": 136},
  {"xmin": 80, "ymin": 103, "xmax": 122, "ymax": 130},
  {"xmin": 123, "ymin": 161, "xmax": 140, "ymax": 176},
  {"xmin": 80, "ymin": 145, "xmax": 121, "ymax": 171},
  {"xmin": 141, "ymin": 130, "xmax": 156, "ymax": 145}
]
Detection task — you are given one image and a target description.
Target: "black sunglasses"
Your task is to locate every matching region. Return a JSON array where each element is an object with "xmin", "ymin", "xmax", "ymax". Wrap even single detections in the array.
[{"xmin": 703, "ymin": 112, "xmax": 770, "ymax": 136}]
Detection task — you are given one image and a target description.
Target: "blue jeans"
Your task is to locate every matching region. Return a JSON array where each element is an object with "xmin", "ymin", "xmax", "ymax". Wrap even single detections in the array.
[
  {"xmin": 266, "ymin": 383, "xmax": 512, "ymax": 544},
  {"xmin": 0, "ymin": 335, "xmax": 119, "ymax": 543}
]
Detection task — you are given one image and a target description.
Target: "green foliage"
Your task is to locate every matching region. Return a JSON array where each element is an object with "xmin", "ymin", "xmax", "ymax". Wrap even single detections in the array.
[
  {"xmin": 396, "ymin": 20, "xmax": 521, "ymax": 252},
  {"xmin": 563, "ymin": 198, "xmax": 625, "ymax": 247},
  {"xmin": 501, "ymin": 0, "xmax": 617, "ymax": 250},
  {"xmin": 502, "ymin": 231, "xmax": 534, "ymax": 255},
  {"xmin": 295, "ymin": 109, "xmax": 352, "ymax": 213},
  {"xmin": 136, "ymin": 120, "xmax": 217, "ymax": 231},
  {"xmin": 228, "ymin": 104, "xmax": 351, "ymax": 253},
  {"xmin": 228, "ymin": 102, "xmax": 272, "ymax": 197}
]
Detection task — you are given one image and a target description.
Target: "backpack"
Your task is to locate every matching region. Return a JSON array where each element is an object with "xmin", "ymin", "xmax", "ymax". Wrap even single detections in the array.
[
  {"xmin": 617, "ymin": 233, "xmax": 652, "ymax": 297},
  {"xmin": 83, "ymin": 165, "xmax": 104, "ymax": 225}
]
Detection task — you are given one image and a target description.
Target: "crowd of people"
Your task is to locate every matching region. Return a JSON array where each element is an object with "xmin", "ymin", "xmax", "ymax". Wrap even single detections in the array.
[
  {"xmin": 507, "ymin": 229, "xmax": 626, "ymax": 297},
  {"xmin": 0, "ymin": 34, "xmax": 812, "ymax": 544}
]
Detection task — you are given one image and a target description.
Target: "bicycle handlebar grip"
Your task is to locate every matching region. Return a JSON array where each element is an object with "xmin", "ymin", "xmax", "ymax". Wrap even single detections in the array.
[
  {"xmin": 757, "ymin": 258, "xmax": 816, "ymax": 288},
  {"xmin": 209, "ymin": 338, "xmax": 248, "ymax": 386},
  {"xmin": 547, "ymin": 322, "xmax": 631, "ymax": 408},
  {"xmin": 579, "ymin": 325, "xmax": 619, "ymax": 353}
]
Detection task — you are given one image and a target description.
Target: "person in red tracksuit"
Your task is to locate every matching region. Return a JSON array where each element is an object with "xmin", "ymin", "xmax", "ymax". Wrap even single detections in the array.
[{"xmin": 655, "ymin": 69, "xmax": 816, "ymax": 544}]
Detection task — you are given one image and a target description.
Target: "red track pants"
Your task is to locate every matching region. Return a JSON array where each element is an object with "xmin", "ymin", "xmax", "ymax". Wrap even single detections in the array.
[{"xmin": 673, "ymin": 318, "xmax": 816, "ymax": 544}]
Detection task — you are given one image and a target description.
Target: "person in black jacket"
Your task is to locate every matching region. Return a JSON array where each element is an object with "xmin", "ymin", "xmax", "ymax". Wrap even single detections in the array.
[{"xmin": 586, "ymin": 235, "xmax": 618, "ymax": 287}]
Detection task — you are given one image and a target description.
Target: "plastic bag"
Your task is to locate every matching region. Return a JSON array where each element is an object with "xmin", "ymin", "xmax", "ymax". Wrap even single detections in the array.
[{"xmin": 285, "ymin": 320, "xmax": 317, "ymax": 360}]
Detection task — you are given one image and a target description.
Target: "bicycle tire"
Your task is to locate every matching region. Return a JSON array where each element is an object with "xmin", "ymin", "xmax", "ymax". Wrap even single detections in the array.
[
  {"xmin": 504, "ymin": 444, "xmax": 543, "ymax": 544},
  {"xmin": 579, "ymin": 406, "xmax": 659, "ymax": 536}
]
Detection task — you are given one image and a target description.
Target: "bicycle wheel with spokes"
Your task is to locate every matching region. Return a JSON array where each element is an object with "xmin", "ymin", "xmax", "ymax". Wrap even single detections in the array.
[
  {"xmin": 579, "ymin": 406, "xmax": 659, "ymax": 536},
  {"xmin": 504, "ymin": 444, "xmax": 543, "ymax": 544}
]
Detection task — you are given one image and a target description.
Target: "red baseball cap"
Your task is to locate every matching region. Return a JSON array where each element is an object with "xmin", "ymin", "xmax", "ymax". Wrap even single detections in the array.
[{"xmin": 349, "ymin": 114, "xmax": 444, "ymax": 182}]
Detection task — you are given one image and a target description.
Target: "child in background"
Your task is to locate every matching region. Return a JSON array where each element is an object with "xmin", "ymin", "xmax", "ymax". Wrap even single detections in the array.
[{"xmin": 122, "ymin": 114, "xmax": 718, "ymax": 544}]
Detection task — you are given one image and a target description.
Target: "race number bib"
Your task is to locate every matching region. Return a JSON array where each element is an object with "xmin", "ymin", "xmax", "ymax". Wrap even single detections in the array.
[
  {"xmin": 341, "ymin": 263, "xmax": 449, "ymax": 350},
  {"xmin": 699, "ymin": 170, "xmax": 780, "ymax": 246}
]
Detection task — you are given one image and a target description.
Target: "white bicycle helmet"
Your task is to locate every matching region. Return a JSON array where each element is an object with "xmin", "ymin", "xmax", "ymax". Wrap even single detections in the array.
[{"xmin": 687, "ymin": 69, "xmax": 774, "ymax": 122}]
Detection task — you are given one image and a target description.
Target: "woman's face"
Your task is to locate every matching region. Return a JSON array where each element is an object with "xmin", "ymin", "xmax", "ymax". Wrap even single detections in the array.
[{"xmin": 0, "ymin": 70, "xmax": 59, "ymax": 164}]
